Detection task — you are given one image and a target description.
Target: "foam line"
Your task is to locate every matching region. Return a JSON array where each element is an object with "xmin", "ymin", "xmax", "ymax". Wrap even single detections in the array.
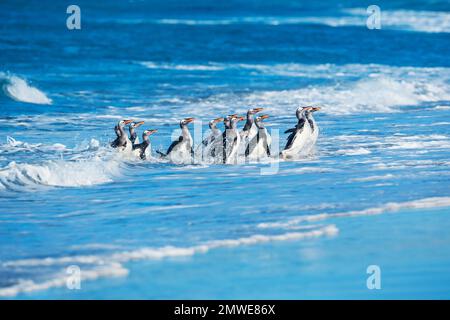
[
  {"xmin": 0, "ymin": 225, "xmax": 337, "ymax": 297},
  {"xmin": 258, "ymin": 197, "xmax": 450, "ymax": 229}
]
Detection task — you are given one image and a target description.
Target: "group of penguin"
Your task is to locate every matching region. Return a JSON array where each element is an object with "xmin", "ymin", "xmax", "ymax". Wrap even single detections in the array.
[{"xmin": 110, "ymin": 106, "xmax": 321, "ymax": 164}]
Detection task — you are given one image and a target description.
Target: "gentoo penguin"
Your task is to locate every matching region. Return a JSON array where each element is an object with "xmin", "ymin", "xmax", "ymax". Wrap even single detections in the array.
[
  {"xmin": 207, "ymin": 114, "xmax": 236, "ymax": 161},
  {"xmin": 111, "ymin": 119, "xmax": 133, "ymax": 152},
  {"xmin": 200, "ymin": 117, "xmax": 224, "ymax": 160},
  {"xmin": 222, "ymin": 114, "xmax": 245, "ymax": 164},
  {"xmin": 164, "ymin": 117, "xmax": 195, "ymax": 164},
  {"xmin": 306, "ymin": 107, "xmax": 321, "ymax": 146},
  {"xmin": 240, "ymin": 107, "xmax": 264, "ymax": 140},
  {"xmin": 239, "ymin": 107, "xmax": 263, "ymax": 156},
  {"xmin": 129, "ymin": 121, "xmax": 145, "ymax": 145},
  {"xmin": 280, "ymin": 107, "xmax": 312, "ymax": 159},
  {"xmin": 132, "ymin": 129, "xmax": 157, "ymax": 160},
  {"xmin": 223, "ymin": 114, "xmax": 237, "ymax": 130},
  {"xmin": 245, "ymin": 114, "xmax": 271, "ymax": 160}
]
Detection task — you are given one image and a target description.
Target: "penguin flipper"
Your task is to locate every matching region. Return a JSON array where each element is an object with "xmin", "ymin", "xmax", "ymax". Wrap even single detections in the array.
[
  {"xmin": 284, "ymin": 132, "xmax": 296, "ymax": 150},
  {"xmin": 166, "ymin": 136, "xmax": 183, "ymax": 155},
  {"xmin": 284, "ymin": 128, "xmax": 295, "ymax": 134},
  {"xmin": 110, "ymin": 138, "xmax": 119, "ymax": 148}
]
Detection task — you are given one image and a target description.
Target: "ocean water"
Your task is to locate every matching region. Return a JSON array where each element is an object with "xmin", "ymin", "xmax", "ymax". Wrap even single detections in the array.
[{"xmin": 1, "ymin": 0, "xmax": 450, "ymax": 299}]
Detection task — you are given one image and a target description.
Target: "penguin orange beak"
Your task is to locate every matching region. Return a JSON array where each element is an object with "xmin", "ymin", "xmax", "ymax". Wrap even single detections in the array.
[
  {"xmin": 237, "ymin": 116, "xmax": 245, "ymax": 121},
  {"xmin": 184, "ymin": 117, "xmax": 195, "ymax": 123},
  {"xmin": 252, "ymin": 107, "xmax": 264, "ymax": 113},
  {"xmin": 260, "ymin": 114, "xmax": 269, "ymax": 120},
  {"xmin": 135, "ymin": 121, "xmax": 145, "ymax": 127},
  {"xmin": 123, "ymin": 119, "xmax": 133, "ymax": 125},
  {"xmin": 149, "ymin": 129, "xmax": 158, "ymax": 135},
  {"xmin": 312, "ymin": 107, "xmax": 321, "ymax": 112},
  {"xmin": 214, "ymin": 117, "xmax": 224, "ymax": 123}
]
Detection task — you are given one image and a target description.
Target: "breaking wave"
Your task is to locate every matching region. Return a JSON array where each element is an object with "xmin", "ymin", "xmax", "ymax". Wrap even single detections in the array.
[
  {"xmin": 139, "ymin": 63, "xmax": 450, "ymax": 116},
  {"xmin": 0, "ymin": 138, "xmax": 123, "ymax": 191},
  {"xmin": 0, "ymin": 73, "xmax": 52, "ymax": 105},
  {"xmin": 344, "ymin": 8, "xmax": 450, "ymax": 33},
  {"xmin": 190, "ymin": 77, "xmax": 449, "ymax": 117},
  {"xmin": 244, "ymin": 76, "xmax": 449, "ymax": 115},
  {"xmin": 0, "ymin": 158, "xmax": 121, "ymax": 191}
]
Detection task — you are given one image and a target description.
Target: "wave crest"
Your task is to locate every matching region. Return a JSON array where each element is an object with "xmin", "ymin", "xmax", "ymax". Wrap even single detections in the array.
[{"xmin": 0, "ymin": 73, "xmax": 52, "ymax": 105}]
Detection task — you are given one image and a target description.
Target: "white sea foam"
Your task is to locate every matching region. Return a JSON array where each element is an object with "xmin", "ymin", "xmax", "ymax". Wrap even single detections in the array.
[
  {"xmin": 0, "ymin": 73, "xmax": 52, "ymax": 105},
  {"xmin": 350, "ymin": 174, "xmax": 396, "ymax": 182},
  {"xmin": 281, "ymin": 167, "xmax": 337, "ymax": 174},
  {"xmin": 147, "ymin": 9, "xmax": 450, "ymax": 33},
  {"xmin": 0, "ymin": 136, "xmax": 67, "ymax": 154},
  {"xmin": 142, "ymin": 64, "xmax": 450, "ymax": 117},
  {"xmin": 258, "ymin": 197, "xmax": 450, "ymax": 229},
  {"xmin": 387, "ymin": 135, "xmax": 450, "ymax": 150},
  {"xmin": 345, "ymin": 8, "xmax": 450, "ymax": 33},
  {"xmin": 0, "ymin": 155, "xmax": 122, "ymax": 190},
  {"xmin": 241, "ymin": 75, "xmax": 450, "ymax": 115},
  {"xmin": 371, "ymin": 159, "xmax": 450, "ymax": 170},
  {"xmin": 0, "ymin": 263, "xmax": 128, "ymax": 298},
  {"xmin": 0, "ymin": 225, "xmax": 337, "ymax": 297},
  {"xmin": 434, "ymin": 105, "xmax": 450, "ymax": 110},
  {"xmin": 337, "ymin": 148, "xmax": 371, "ymax": 156},
  {"xmin": 140, "ymin": 61, "xmax": 225, "ymax": 71}
]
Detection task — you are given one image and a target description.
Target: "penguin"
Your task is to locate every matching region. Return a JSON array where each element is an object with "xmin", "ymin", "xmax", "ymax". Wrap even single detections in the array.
[
  {"xmin": 132, "ymin": 129, "xmax": 157, "ymax": 160},
  {"xmin": 129, "ymin": 121, "xmax": 145, "ymax": 145},
  {"xmin": 280, "ymin": 107, "xmax": 312, "ymax": 159},
  {"xmin": 222, "ymin": 114, "xmax": 245, "ymax": 164},
  {"xmin": 245, "ymin": 114, "xmax": 271, "ymax": 160},
  {"xmin": 200, "ymin": 117, "xmax": 224, "ymax": 161},
  {"xmin": 111, "ymin": 119, "xmax": 133, "ymax": 152},
  {"xmin": 162, "ymin": 117, "xmax": 195, "ymax": 164},
  {"xmin": 239, "ymin": 107, "xmax": 263, "ymax": 155}
]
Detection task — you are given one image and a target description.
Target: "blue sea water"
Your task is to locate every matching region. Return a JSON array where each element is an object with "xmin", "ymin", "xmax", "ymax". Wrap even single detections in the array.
[{"xmin": 0, "ymin": 0, "xmax": 450, "ymax": 299}]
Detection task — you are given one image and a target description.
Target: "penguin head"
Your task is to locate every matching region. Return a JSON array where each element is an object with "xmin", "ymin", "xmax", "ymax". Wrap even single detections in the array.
[
  {"xmin": 180, "ymin": 117, "xmax": 195, "ymax": 127},
  {"xmin": 248, "ymin": 107, "xmax": 264, "ymax": 115},
  {"xmin": 255, "ymin": 115, "xmax": 269, "ymax": 128},
  {"xmin": 209, "ymin": 117, "xmax": 224, "ymax": 129},
  {"xmin": 130, "ymin": 121, "xmax": 145, "ymax": 129},
  {"xmin": 256, "ymin": 114, "xmax": 269, "ymax": 122},
  {"xmin": 118, "ymin": 119, "xmax": 133, "ymax": 126},
  {"xmin": 296, "ymin": 106, "xmax": 312, "ymax": 119}
]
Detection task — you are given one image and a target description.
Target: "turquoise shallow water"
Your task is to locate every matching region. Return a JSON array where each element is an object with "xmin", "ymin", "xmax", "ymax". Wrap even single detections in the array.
[{"xmin": 0, "ymin": 0, "xmax": 450, "ymax": 299}]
